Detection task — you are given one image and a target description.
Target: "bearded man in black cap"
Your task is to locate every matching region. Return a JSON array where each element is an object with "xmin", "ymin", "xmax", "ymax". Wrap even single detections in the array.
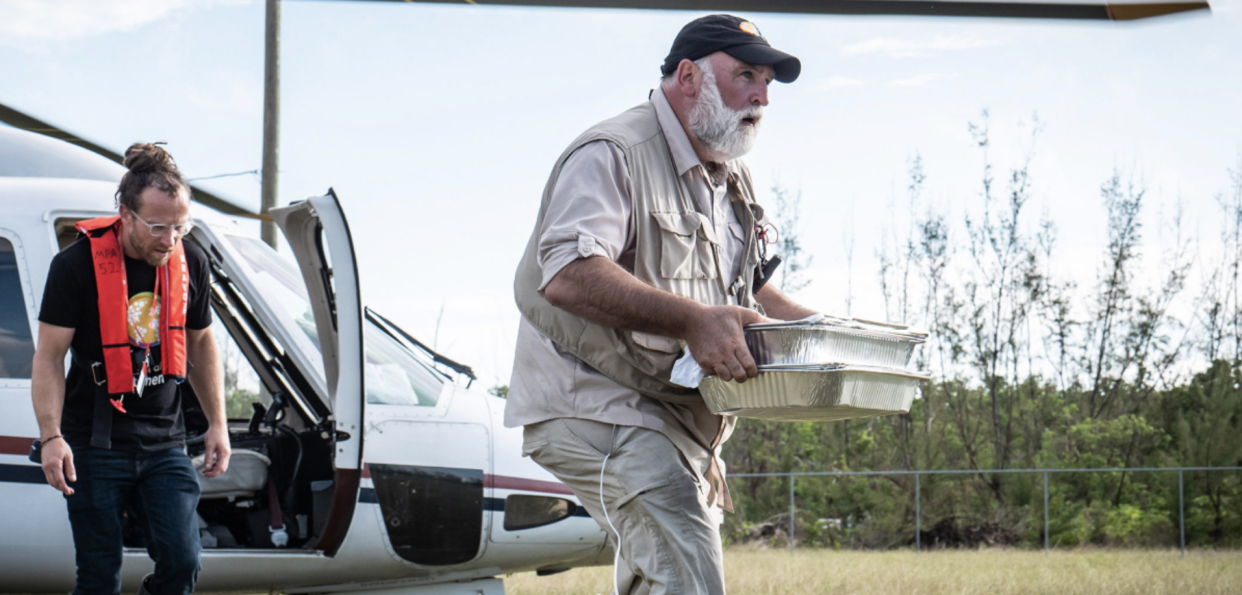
[{"xmin": 508, "ymin": 14, "xmax": 816, "ymax": 594}]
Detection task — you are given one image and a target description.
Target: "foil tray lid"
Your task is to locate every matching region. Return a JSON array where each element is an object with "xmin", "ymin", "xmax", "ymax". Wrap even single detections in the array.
[
  {"xmin": 708, "ymin": 363, "xmax": 932, "ymax": 380},
  {"xmin": 700, "ymin": 363, "xmax": 928, "ymax": 422},
  {"xmin": 745, "ymin": 315, "xmax": 928, "ymax": 342}
]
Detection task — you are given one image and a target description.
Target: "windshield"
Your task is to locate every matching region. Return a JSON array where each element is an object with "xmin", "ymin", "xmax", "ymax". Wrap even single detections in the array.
[
  {"xmin": 224, "ymin": 234, "xmax": 326, "ymax": 384},
  {"xmin": 223, "ymin": 232, "xmax": 443, "ymax": 407},
  {"xmin": 365, "ymin": 317, "xmax": 445, "ymax": 407}
]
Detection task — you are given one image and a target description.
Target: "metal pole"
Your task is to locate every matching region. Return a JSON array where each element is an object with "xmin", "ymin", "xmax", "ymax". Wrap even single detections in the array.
[
  {"xmin": 260, "ymin": 0, "xmax": 281, "ymax": 248},
  {"xmin": 915, "ymin": 472, "xmax": 921, "ymax": 553},
  {"xmin": 1043, "ymin": 471, "xmax": 1049, "ymax": 555},
  {"xmin": 1179, "ymin": 469, "xmax": 1185, "ymax": 556},
  {"xmin": 789, "ymin": 474, "xmax": 795, "ymax": 553}
]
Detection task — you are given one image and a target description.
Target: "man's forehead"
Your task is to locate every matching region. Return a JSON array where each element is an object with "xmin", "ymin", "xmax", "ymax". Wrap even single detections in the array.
[
  {"xmin": 711, "ymin": 51, "xmax": 776, "ymax": 78},
  {"xmin": 140, "ymin": 185, "xmax": 189, "ymax": 202},
  {"xmin": 133, "ymin": 187, "xmax": 191, "ymax": 219}
]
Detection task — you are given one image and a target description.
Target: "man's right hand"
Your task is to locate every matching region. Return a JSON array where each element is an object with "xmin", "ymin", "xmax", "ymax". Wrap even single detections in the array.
[
  {"xmin": 684, "ymin": 305, "xmax": 767, "ymax": 383},
  {"xmin": 41, "ymin": 438, "xmax": 76, "ymax": 496}
]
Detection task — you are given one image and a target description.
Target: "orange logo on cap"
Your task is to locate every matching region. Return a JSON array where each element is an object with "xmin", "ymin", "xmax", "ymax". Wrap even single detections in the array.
[{"xmin": 740, "ymin": 21, "xmax": 760, "ymax": 36}]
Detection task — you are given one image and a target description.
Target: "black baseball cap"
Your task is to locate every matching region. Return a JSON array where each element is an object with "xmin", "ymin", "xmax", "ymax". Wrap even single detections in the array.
[{"xmin": 661, "ymin": 14, "xmax": 801, "ymax": 84}]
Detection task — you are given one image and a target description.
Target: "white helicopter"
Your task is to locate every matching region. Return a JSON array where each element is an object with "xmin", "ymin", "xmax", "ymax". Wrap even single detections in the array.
[
  {"xmin": 0, "ymin": 123, "xmax": 609, "ymax": 594},
  {"xmin": 0, "ymin": 1, "xmax": 1209, "ymax": 592}
]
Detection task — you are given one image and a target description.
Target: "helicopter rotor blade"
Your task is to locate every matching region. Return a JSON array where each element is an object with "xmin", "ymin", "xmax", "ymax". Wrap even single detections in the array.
[
  {"xmin": 0, "ymin": 102, "xmax": 264, "ymax": 219},
  {"xmin": 331, "ymin": 0, "xmax": 1209, "ymax": 21}
]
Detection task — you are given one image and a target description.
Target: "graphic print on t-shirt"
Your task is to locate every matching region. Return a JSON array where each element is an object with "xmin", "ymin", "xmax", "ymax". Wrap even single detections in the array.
[{"xmin": 127, "ymin": 291, "xmax": 160, "ymax": 347}]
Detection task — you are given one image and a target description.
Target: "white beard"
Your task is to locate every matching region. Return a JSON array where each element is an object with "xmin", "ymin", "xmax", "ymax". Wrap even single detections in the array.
[{"xmin": 688, "ymin": 66, "xmax": 762, "ymax": 162}]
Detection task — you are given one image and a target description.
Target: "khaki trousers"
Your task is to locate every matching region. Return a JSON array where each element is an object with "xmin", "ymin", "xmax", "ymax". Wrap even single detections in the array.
[{"xmin": 523, "ymin": 418, "xmax": 726, "ymax": 595}]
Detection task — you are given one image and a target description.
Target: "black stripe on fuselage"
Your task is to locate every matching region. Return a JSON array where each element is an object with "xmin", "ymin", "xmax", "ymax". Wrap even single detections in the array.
[
  {"xmin": 0, "ymin": 463, "xmax": 46, "ymax": 484},
  {"xmin": 356, "ymin": 488, "xmax": 589, "ymax": 517}
]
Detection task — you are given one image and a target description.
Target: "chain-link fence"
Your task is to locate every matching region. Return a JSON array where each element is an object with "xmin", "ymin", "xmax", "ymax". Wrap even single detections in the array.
[{"xmin": 727, "ymin": 466, "xmax": 1242, "ymax": 554}]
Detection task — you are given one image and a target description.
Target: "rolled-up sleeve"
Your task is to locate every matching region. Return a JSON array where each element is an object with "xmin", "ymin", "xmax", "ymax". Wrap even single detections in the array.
[{"xmin": 537, "ymin": 140, "xmax": 634, "ymax": 290}]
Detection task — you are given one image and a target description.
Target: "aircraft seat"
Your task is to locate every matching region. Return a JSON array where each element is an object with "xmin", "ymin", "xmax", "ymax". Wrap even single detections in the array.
[{"xmin": 193, "ymin": 449, "xmax": 271, "ymax": 500}]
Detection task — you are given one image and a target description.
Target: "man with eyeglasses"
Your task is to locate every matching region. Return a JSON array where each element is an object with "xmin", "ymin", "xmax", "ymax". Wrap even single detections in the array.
[{"xmin": 31, "ymin": 142, "xmax": 229, "ymax": 594}]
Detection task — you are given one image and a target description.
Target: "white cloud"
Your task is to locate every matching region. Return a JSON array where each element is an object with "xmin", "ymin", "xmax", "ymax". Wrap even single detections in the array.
[
  {"xmin": 0, "ymin": 0, "xmax": 251, "ymax": 42},
  {"xmin": 842, "ymin": 34, "xmax": 1007, "ymax": 58},
  {"xmin": 815, "ymin": 76, "xmax": 868, "ymax": 91},
  {"xmin": 887, "ymin": 73, "xmax": 960, "ymax": 86}
]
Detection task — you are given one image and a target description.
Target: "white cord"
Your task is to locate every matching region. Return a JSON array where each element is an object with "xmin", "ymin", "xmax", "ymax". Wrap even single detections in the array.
[{"xmin": 599, "ymin": 428, "xmax": 622, "ymax": 595}]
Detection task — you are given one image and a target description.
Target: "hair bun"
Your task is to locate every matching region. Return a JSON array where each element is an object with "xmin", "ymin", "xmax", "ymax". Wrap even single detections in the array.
[
  {"xmin": 122, "ymin": 142, "xmax": 178, "ymax": 175},
  {"xmin": 114, "ymin": 142, "xmax": 190, "ymax": 210}
]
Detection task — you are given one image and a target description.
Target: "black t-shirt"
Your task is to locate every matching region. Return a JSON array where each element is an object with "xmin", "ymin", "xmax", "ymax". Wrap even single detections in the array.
[{"xmin": 39, "ymin": 236, "xmax": 212, "ymax": 452}]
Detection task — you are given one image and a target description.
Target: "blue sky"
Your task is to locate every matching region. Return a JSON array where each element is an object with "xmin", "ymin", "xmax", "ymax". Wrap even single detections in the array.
[{"xmin": 2, "ymin": 0, "xmax": 1240, "ymax": 386}]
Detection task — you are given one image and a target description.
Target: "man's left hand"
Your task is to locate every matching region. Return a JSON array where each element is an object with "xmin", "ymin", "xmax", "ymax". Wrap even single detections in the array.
[{"xmin": 201, "ymin": 425, "xmax": 232, "ymax": 478}]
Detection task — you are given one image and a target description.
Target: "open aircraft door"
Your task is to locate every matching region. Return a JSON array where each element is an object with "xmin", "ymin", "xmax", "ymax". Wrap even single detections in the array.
[
  {"xmin": 268, "ymin": 191, "xmax": 366, "ymax": 552},
  {"xmin": 190, "ymin": 189, "xmax": 366, "ymax": 556}
]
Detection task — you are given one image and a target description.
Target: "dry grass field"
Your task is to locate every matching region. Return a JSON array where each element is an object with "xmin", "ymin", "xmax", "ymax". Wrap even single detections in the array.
[{"xmin": 505, "ymin": 547, "xmax": 1242, "ymax": 594}]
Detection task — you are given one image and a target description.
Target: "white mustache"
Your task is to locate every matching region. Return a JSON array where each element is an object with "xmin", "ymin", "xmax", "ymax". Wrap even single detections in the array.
[{"xmin": 737, "ymin": 105, "xmax": 763, "ymax": 123}]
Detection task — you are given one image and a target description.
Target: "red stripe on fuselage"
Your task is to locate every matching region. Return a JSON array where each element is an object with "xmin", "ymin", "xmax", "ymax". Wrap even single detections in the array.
[
  {"xmin": 361, "ymin": 463, "xmax": 574, "ymax": 496},
  {"xmin": 0, "ymin": 436, "xmax": 35, "ymax": 456},
  {"xmin": 484, "ymin": 474, "xmax": 575, "ymax": 496}
]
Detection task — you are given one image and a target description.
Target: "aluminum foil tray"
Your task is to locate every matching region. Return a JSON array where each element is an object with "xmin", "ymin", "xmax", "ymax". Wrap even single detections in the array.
[
  {"xmin": 746, "ymin": 317, "xmax": 928, "ymax": 370},
  {"xmin": 701, "ymin": 365, "xmax": 931, "ymax": 422}
]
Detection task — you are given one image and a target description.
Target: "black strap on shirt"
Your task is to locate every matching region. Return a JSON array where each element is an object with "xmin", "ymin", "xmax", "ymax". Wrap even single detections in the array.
[
  {"xmin": 72, "ymin": 352, "xmax": 115, "ymax": 449},
  {"xmin": 89, "ymin": 385, "xmax": 113, "ymax": 450},
  {"xmin": 70, "ymin": 348, "xmax": 142, "ymax": 450}
]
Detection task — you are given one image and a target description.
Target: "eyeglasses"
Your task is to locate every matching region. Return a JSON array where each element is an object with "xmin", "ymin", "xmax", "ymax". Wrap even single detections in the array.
[{"xmin": 130, "ymin": 212, "xmax": 194, "ymax": 238}]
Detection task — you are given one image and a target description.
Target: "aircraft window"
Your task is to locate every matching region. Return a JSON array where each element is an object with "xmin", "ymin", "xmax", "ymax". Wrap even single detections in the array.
[
  {"xmin": 503, "ymin": 495, "xmax": 576, "ymax": 531},
  {"xmin": 364, "ymin": 318, "xmax": 444, "ymax": 406},
  {"xmin": 212, "ymin": 316, "xmax": 270, "ymax": 419},
  {"xmin": 223, "ymin": 234, "xmax": 326, "ymax": 383},
  {"xmin": 0, "ymin": 238, "xmax": 34, "ymax": 378},
  {"xmin": 53, "ymin": 217, "xmax": 87, "ymax": 252}
]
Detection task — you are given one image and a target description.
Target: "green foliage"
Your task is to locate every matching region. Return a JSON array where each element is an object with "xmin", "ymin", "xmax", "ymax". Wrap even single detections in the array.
[
  {"xmin": 723, "ymin": 368, "xmax": 1242, "ymax": 550},
  {"xmin": 1103, "ymin": 504, "xmax": 1174, "ymax": 546},
  {"xmin": 224, "ymin": 388, "xmax": 260, "ymax": 420}
]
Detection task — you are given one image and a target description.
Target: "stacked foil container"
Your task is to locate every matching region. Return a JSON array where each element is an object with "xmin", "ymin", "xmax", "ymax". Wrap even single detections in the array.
[{"xmin": 700, "ymin": 316, "xmax": 931, "ymax": 422}]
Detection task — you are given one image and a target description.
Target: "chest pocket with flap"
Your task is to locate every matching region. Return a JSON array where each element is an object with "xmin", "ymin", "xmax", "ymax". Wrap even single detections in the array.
[{"xmin": 652, "ymin": 211, "xmax": 718, "ymax": 280}]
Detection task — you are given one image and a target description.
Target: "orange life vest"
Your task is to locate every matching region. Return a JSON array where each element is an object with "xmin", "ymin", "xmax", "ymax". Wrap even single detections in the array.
[{"xmin": 75, "ymin": 216, "xmax": 189, "ymax": 395}]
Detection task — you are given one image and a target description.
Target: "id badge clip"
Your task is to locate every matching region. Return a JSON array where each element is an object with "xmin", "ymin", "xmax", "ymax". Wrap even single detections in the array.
[
  {"xmin": 112, "ymin": 350, "xmax": 149, "ymax": 414},
  {"xmin": 135, "ymin": 350, "xmax": 150, "ymax": 399}
]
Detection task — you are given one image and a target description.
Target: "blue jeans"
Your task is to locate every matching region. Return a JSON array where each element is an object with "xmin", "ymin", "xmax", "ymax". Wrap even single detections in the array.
[{"xmin": 65, "ymin": 445, "xmax": 201, "ymax": 595}]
